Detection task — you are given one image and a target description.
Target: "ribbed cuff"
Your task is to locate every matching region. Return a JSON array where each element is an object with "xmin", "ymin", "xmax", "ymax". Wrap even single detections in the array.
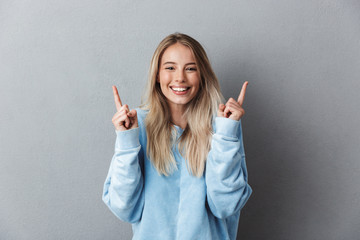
[
  {"xmin": 214, "ymin": 117, "xmax": 240, "ymax": 139},
  {"xmin": 115, "ymin": 127, "xmax": 140, "ymax": 150}
]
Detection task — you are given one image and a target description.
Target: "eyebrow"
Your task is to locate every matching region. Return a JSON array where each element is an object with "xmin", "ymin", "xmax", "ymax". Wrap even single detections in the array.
[{"xmin": 162, "ymin": 62, "xmax": 196, "ymax": 66}]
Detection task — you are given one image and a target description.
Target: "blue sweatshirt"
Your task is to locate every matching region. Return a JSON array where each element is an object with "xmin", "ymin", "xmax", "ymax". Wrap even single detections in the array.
[{"xmin": 102, "ymin": 108, "xmax": 252, "ymax": 240}]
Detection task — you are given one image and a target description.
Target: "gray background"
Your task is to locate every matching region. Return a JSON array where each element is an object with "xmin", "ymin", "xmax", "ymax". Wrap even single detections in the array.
[{"xmin": 1, "ymin": 0, "xmax": 359, "ymax": 239}]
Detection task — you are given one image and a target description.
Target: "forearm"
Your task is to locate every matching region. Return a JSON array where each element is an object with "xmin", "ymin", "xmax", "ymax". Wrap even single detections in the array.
[
  {"xmin": 205, "ymin": 117, "xmax": 252, "ymax": 219},
  {"xmin": 102, "ymin": 127, "xmax": 145, "ymax": 223}
]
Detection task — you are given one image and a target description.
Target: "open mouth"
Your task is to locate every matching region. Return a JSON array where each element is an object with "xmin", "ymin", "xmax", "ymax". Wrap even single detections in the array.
[
  {"xmin": 170, "ymin": 86, "xmax": 191, "ymax": 95},
  {"xmin": 170, "ymin": 87, "xmax": 190, "ymax": 92}
]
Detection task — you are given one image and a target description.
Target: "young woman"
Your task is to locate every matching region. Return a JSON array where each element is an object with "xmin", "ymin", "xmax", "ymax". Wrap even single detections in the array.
[{"xmin": 102, "ymin": 32, "xmax": 252, "ymax": 240}]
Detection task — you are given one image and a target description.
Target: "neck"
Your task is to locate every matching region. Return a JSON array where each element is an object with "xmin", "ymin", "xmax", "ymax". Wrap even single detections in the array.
[{"xmin": 168, "ymin": 104, "xmax": 187, "ymax": 129}]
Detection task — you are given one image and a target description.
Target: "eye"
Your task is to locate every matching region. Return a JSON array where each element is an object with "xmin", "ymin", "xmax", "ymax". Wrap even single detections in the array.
[
  {"xmin": 165, "ymin": 67, "xmax": 175, "ymax": 70},
  {"xmin": 186, "ymin": 67, "xmax": 197, "ymax": 71}
]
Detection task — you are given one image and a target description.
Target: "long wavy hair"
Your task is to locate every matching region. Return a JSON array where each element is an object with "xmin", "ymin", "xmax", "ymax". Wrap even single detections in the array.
[{"xmin": 139, "ymin": 32, "xmax": 224, "ymax": 178}]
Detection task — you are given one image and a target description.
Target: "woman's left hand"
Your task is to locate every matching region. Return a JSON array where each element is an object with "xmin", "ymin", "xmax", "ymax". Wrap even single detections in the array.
[{"xmin": 217, "ymin": 81, "xmax": 248, "ymax": 121}]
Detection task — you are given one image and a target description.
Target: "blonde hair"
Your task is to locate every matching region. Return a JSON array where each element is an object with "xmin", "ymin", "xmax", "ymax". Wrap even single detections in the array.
[{"xmin": 140, "ymin": 32, "xmax": 224, "ymax": 178}]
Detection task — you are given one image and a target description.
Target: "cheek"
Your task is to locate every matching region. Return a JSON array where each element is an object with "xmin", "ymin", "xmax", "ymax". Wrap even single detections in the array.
[
  {"xmin": 192, "ymin": 76, "xmax": 201, "ymax": 89},
  {"xmin": 159, "ymin": 72, "xmax": 170, "ymax": 85}
]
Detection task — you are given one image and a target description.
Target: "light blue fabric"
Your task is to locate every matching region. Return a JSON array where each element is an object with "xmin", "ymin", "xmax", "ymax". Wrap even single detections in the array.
[{"xmin": 102, "ymin": 107, "xmax": 252, "ymax": 240}]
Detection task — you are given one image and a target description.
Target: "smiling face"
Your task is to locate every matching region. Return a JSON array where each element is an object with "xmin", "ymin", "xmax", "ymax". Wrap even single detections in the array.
[{"xmin": 157, "ymin": 43, "xmax": 201, "ymax": 112}]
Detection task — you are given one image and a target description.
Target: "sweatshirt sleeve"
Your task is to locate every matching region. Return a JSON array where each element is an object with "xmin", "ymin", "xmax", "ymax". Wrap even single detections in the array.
[
  {"xmin": 205, "ymin": 117, "xmax": 253, "ymax": 219},
  {"xmin": 102, "ymin": 127, "xmax": 145, "ymax": 223}
]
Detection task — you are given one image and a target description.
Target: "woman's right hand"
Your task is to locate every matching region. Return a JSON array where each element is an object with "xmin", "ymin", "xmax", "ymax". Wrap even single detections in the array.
[{"xmin": 111, "ymin": 85, "xmax": 138, "ymax": 131}]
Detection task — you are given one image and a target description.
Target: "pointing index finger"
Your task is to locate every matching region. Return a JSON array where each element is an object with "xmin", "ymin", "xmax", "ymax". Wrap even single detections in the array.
[
  {"xmin": 237, "ymin": 81, "xmax": 248, "ymax": 106},
  {"xmin": 112, "ymin": 86, "xmax": 122, "ymax": 111}
]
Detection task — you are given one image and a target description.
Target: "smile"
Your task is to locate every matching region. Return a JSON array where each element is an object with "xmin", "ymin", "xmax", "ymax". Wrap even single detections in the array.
[{"xmin": 170, "ymin": 86, "xmax": 191, "ymax": 95}]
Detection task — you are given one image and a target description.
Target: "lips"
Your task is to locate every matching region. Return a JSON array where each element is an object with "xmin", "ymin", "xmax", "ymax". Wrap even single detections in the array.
[{"xmin": 170, "ymin": 86, "xmax": 191, "ymax": 95}]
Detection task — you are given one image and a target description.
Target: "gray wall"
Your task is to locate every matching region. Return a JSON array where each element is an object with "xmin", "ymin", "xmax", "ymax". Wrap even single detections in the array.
[{"xmin": 1, "ymin": 0, "xmax": 359, "ymax": 239}]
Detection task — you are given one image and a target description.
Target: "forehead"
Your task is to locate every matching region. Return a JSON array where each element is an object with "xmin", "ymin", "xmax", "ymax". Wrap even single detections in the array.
[{"xmin": 160, "ymin": 43, "xmax": 195, "ymax": 63}]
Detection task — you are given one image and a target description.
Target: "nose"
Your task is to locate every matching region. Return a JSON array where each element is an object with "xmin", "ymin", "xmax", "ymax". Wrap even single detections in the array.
[{"xmin": 175, "ymin": 69, "xmax": 185, "ymax": 82}]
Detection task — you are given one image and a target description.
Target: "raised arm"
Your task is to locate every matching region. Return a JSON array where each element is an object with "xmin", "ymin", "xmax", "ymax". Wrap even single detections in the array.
[
  {"xmin": 102, "ymin": 86, "xmax": 144, "ymax": 223},
  {"xmin": 205, "ymin": 117, "xmax": 252, "ymax": 219},
  {"xmin": 205, "ymin": 81, "xmax": 252, "ymax": 219}
]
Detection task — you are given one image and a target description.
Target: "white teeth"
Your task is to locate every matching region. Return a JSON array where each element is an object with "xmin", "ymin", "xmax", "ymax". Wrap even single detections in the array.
[{"xmin": 171, "ymin": 87, "xmax": 188, "ymax": 92}]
